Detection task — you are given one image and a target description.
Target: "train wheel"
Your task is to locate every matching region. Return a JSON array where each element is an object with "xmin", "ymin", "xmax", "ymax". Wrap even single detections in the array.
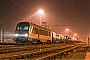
[
  {"xmin": 36, "ymin": 40, "xmax": 43, "ymax": 44},
  {"xmin": 47, "ymin": 40, "xmax": 51, "ymax": 44},
  {"xmin": 16, "ymin": 41, "xmax": 21, "ymax": 45},
  {"xmin": 28, "ymin": 41, "xmax": 32, "ymax": 45}
]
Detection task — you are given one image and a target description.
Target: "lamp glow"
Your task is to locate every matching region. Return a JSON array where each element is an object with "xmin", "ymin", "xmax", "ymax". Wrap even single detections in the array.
[
  {"xmin": 15, "ymin": 34, "xmax": 18, "ymax": 37},
  {"xmin": 25, "ymin": 34, "xmax": 28, "ymax": 37},
  {"xmin": 38, "ymin": 10, "xmax": 44, "ymax": 14}
]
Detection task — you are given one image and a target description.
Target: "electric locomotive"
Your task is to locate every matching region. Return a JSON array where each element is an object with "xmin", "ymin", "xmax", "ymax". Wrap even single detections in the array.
[{"xmin": 13, "ymin": 22, "xmax": 52, "ymax": 44}]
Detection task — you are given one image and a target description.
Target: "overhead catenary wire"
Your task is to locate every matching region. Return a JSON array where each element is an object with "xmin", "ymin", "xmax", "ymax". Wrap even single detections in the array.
[
  {"xmin": 0, "ymin": 0, "xmax": 33, "ymax": 21},
  {"xmin": 0, "ymin": 10, "xmax": 22, "ymax": 20},
  {"xmin": 40, "ymin": 0, "xmax": 70, "ymax": 25},
  {"xmin": 11, "ymin": 0, "xmax": 30, "ymax": 12},
  {"xmin": 0, "ymin": 14, "xmax": 17, "ymax": 20},
  {"xmin": 41, "ymin": 0, "xmax": 69, "ymax": 28},
  {"xmin": 0, "ymin": 0, "xmax": 70, "ymax": 25},
  {"xmin": 0, "ymin": 0, "xmax": 25, "ymax": 21},
  {"xmin": 70, "ymin": 0, "xmax": 86, "ymax": 28},
  {"xmin": 40, "ymin": 0, "xmax": 84, "ymax": 35},
  {"xmin": 40, "ymin": 0, "xmax": 82, "ymax": 29},
  {"xmin": 40, "ymin": 0, "xmax": 87, "ymax": 32},
  {"xmin": 0, "ymin": 0, "xmax": 21, "ymax": 12}
]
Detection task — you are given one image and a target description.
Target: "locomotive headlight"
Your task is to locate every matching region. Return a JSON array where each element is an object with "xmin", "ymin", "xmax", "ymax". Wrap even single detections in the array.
[
  {"xmin": 15, "ymin": 34, "xmax": 18, "ymax": 37},
  {"xmin": 24, "ymin": 34, "xmax": 28, "ymax": 37}
]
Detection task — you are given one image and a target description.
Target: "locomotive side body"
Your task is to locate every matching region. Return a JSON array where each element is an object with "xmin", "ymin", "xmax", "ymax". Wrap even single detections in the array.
[{"xmin": 29, "ymin": 22, "xmax": 52, "ymax": 43}]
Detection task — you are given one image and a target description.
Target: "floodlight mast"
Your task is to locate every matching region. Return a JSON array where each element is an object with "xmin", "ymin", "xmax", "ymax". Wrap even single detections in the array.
[
  {"xmin": 0, "ymin": 22, "xmax": 4, "ymax": 42},
  {"xmin": 38, "ymin": 9, "xmax": 44, "ymax": 26}
]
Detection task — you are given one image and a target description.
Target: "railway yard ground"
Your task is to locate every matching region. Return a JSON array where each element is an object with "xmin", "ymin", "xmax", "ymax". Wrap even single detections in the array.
[{"xmin": 0, "ymin": 43, "xmax": 89, "ymax": 60}]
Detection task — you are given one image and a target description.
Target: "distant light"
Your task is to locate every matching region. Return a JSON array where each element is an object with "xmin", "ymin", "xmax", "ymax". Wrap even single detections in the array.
[
  {"xmin": 66, "ymin": 28, "xmax": 69, "ymax": 31},
  {"xmin": 74, "ymin": 33, "xmax": 76, "ymax": 36},
  {"xmin": 38, "ymin": 10, "xmax": 44, "ymax": 14},
  {"xmin": 75, "ymin": 39, "xmax": 77, "ymax": 41},
  {"xmin": 72, "ymin": 37, "xmax": 75, "ymax": 40},
  {"xmin": 64, "ymin": 36, "xmax": 67, "ymax": 39}
]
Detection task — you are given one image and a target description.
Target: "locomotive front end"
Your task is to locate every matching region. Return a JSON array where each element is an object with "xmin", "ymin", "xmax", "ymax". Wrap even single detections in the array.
[{"xmin": 14, "ymin": 22, "xmax": 30, "ymax": 43}]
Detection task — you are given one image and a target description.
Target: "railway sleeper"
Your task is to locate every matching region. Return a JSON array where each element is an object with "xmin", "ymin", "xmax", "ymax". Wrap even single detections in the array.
[
  {"xmin": 1, "ymin": 58, "xmax": 11, "ymax": 60},
  {"xmin": 36, "ymin": 51, "xmax": 62, "ymax": 60},
  {"xmin": 11, "ymin": 55, "xmax": 18, "ymax": 60},
  {"xmin": 1, "ymin": 46, "xmax": 63, "ymax": 54},
  {"xmin": 24, "ymin": 53, "xmax": 32, "ymax": 58},
  {"xmin": 76, "ymin": 47, "xmax": 87, "ymax": 52},
  {"xmin": 5, "ymin": 50, "xmax": 10, "ymax": 53},
  {"xmin": 20, "ymin": 50, "xmax": 51, "ymax": 59},
  {"xmin": 0, "ymin": 47, "xmax": 29, "ymax": 54},
  {"xmin": 23, "ymin": 51, "xmax": 41, "ymax": 58},
  {"xmin": 1, "ymin": 49, "xmax": 14, "ymax": 53},
  {"xmin": 54, "ymin": 51, "xmax": 71, "ymax": 59},
  {"xmin": 0, "ymin": 55, "xmax": 12, "ymax": 60},
  {"xmin": 18, "ymin": 54, "xmax": 27, "ymax": 59},
  {"xmin": 13, "ymin": 51, "xmax": 43, "ymax": 59},
  {"xmin": 11, "ymin": 54, "xmax": 27, "ymax": 59},
  {"xmin": 1, "ymin": 50, "xmax": 5, "ymax": 53},
  {"xmin": 31, "ymin": 49, "xmax": 65, "ymax": 59}
]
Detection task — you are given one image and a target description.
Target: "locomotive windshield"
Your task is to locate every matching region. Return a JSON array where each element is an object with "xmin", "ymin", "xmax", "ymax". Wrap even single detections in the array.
[
  {"xmin": 16, "ymin": 26, "xmax": 23, "ymax": 30},
  {"xmin": 23, "ymin": 26, "xmax": 29, "ymax": 30},
  {"xmin": 16, "ymin": 22, "xmax": 29, "ymax": 31},
  {"xmin": 16, "ymin": 25, "xmax": 29, "ymax": 30}
]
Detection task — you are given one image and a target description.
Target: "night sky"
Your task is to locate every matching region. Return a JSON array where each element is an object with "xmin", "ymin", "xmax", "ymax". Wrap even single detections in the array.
[{"xmin": 0, "ymin": 0, "xmax": 90, "ymax": 41}]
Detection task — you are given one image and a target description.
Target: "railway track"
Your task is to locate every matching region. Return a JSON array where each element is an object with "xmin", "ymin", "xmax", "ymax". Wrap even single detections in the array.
[
  {"xmin": 0, "ymin": 44, "xmax": 68, "ymax": 54},
  {"xmin": 0, "ymin": 42, "xmax": 16, "ymax": 45},
  {"xmin": 31, "ymin": 45, "xmax": 81, "ymax": 60},
  {"xmin": 0, "ymin": 44, "xmax": 86, "ymax": 60}
]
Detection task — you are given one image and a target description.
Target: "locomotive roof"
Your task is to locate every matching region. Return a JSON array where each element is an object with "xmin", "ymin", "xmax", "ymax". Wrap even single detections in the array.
[
  {"xmin": 18, "ymin": 22, "xmax": 29, "ymax": 24},
  {"xmin": 30, "ymin": 22, "xmax": 51, "ymax": 31},
  {"xmin": 18, "ymin": 22, "xmax": 51, "ymax": 31}
]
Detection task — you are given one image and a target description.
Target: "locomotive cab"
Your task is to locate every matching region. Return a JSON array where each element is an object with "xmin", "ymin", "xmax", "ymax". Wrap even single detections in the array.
[{"xmin": 14, "ymin": 22, "xmax": 29, "ymax": 43}]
